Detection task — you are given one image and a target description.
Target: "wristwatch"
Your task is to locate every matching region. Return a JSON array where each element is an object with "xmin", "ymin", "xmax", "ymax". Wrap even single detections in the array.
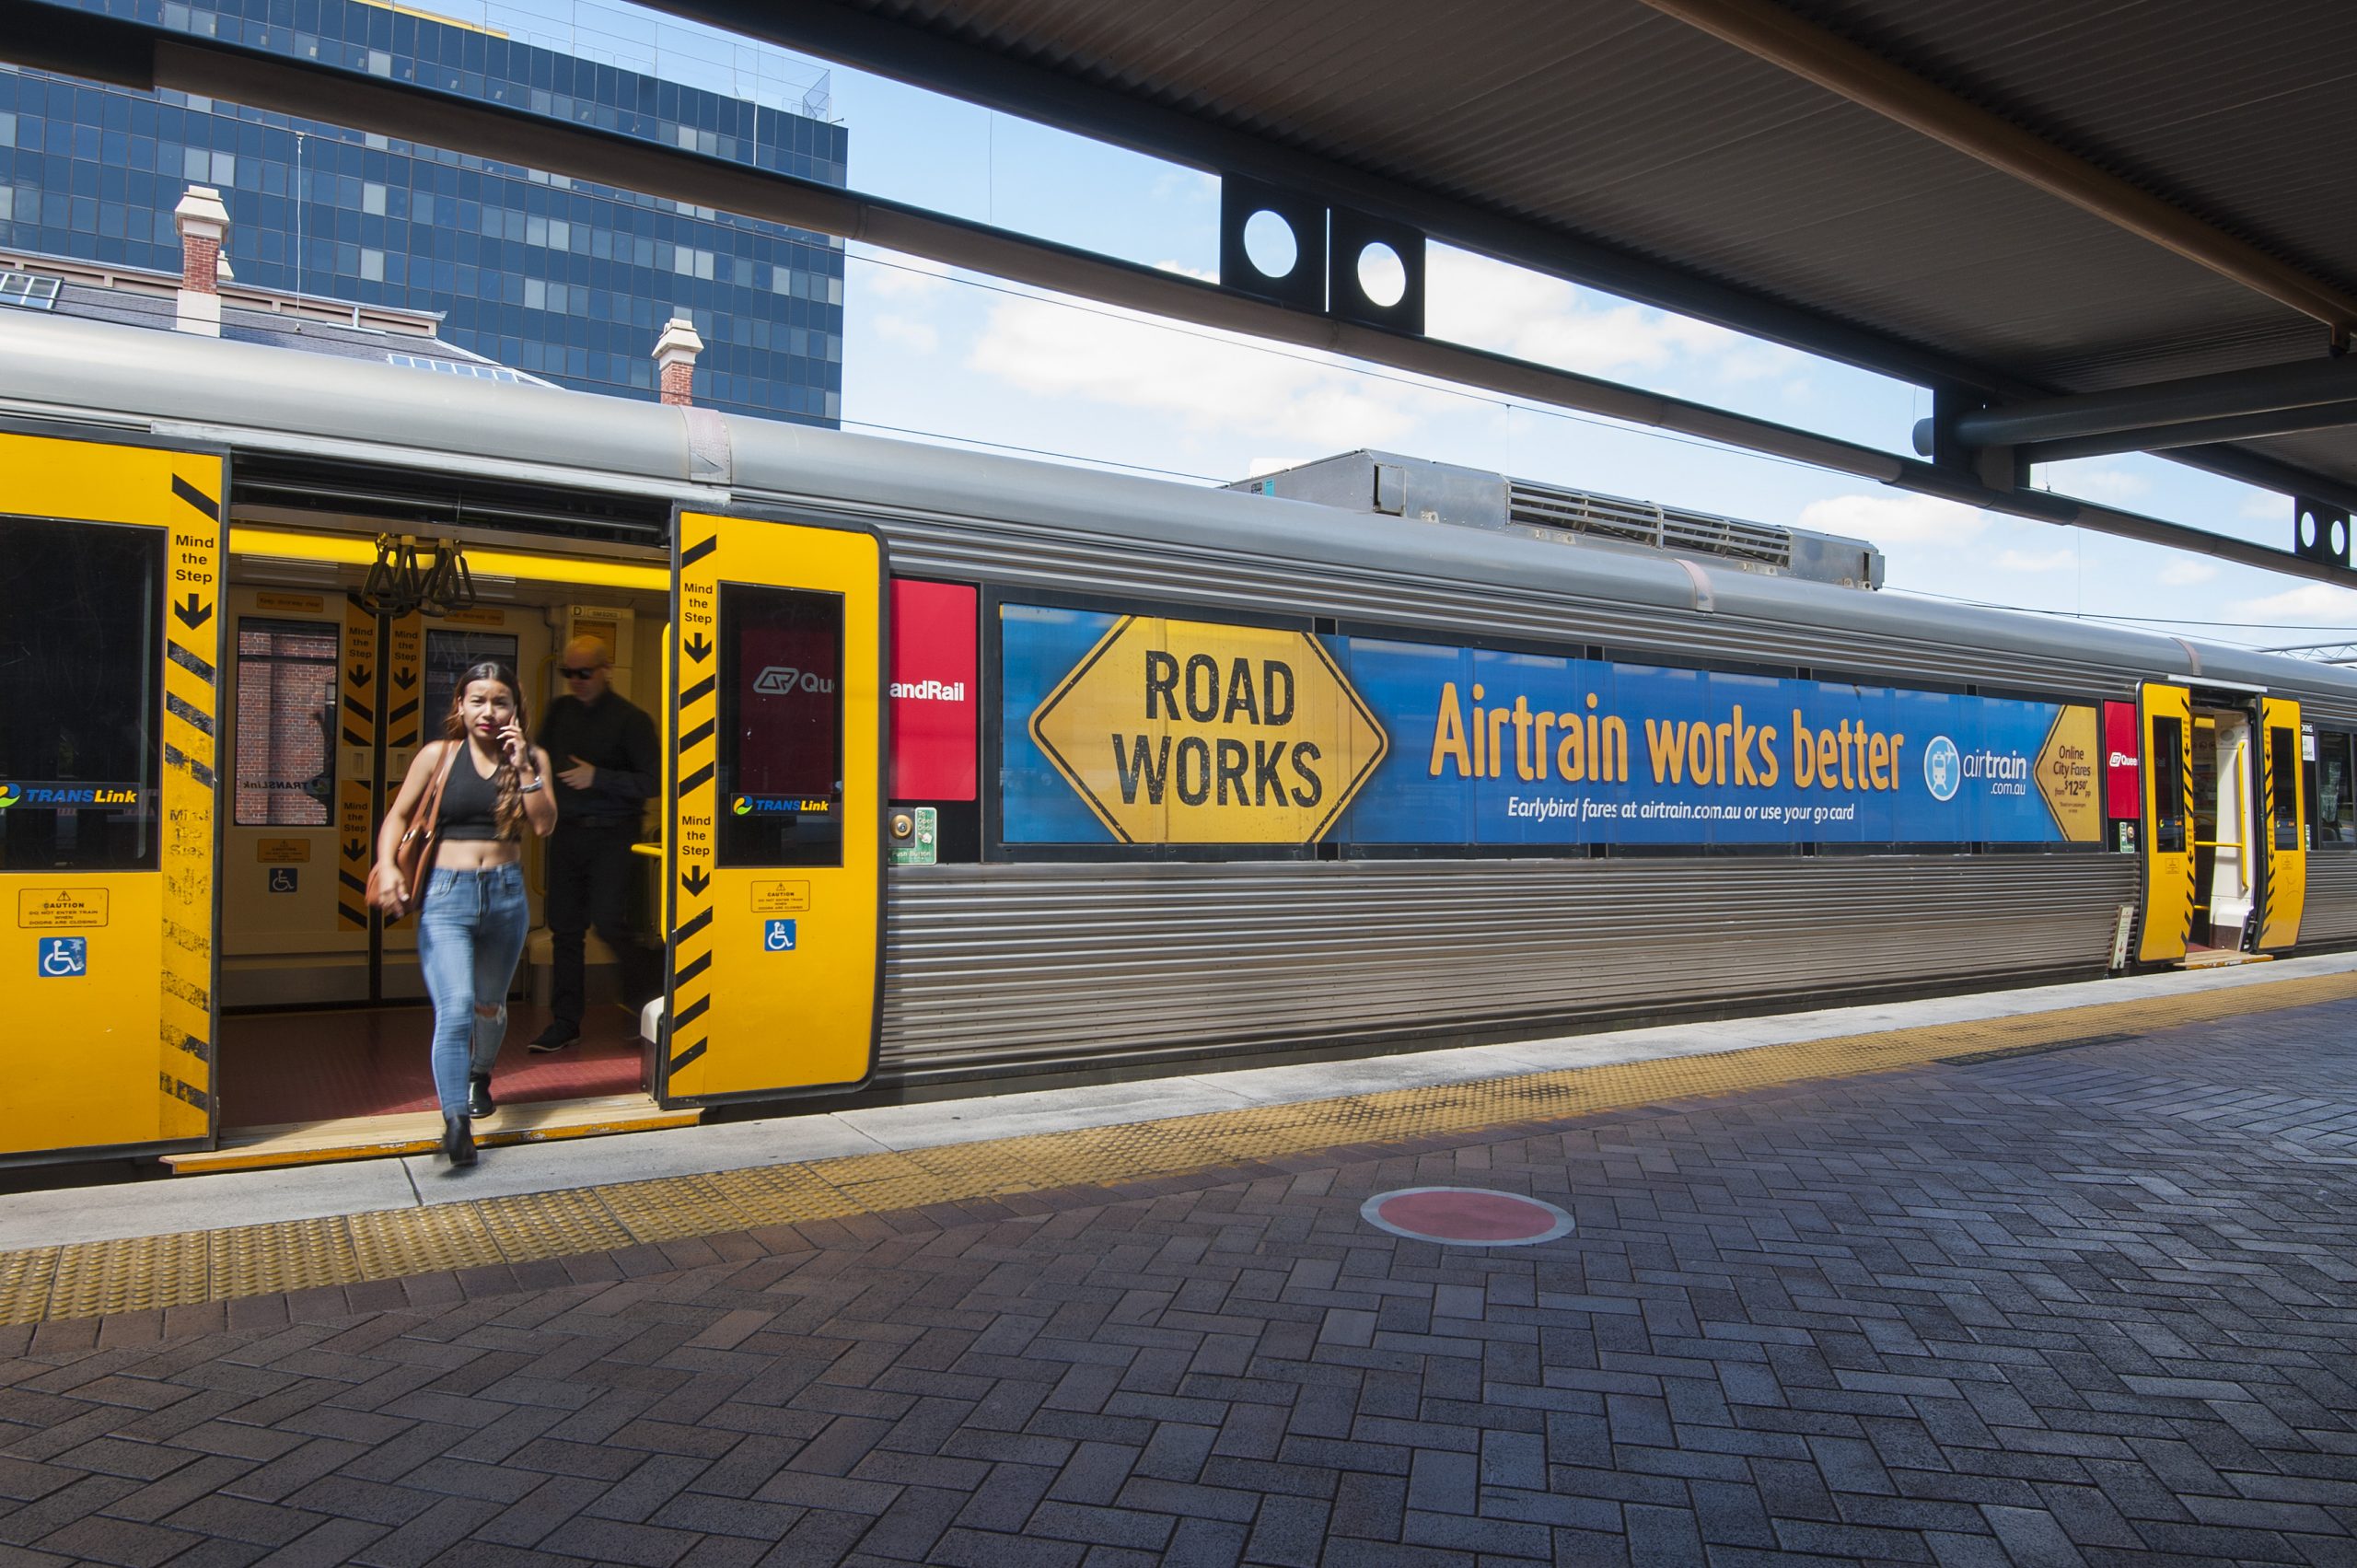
[{"xmin": 519, "ymin": 777, "xmax": 545, "ymax": 795}]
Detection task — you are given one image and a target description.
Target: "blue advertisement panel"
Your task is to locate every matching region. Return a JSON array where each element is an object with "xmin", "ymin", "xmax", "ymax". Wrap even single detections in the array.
[{"xmin": 998, "ymin": 604, "xmax": 2101, "ymax": 848}]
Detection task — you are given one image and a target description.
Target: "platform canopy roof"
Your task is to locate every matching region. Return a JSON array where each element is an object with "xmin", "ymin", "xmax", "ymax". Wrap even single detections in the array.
[{"xmin": 679, "ymin": 0, "xmax": 2357, "ymax": 516}]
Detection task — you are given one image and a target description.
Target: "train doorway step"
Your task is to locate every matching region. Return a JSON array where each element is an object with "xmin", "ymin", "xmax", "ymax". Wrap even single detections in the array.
[
  {"xmin": 192, "ymin": 1004, "xmax": 663, "ymax": 1171},
  {"xmin": 2179, "ymin": 946, "xmax": 2274, "ymax": 970},
  {"xmin": 163, "ymin": 1093, "xmax": 697, "ymax": 1173}
]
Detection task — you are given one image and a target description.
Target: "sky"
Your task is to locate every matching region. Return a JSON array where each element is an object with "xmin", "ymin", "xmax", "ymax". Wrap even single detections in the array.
[{"xmin": 468, "ymin": 0, "xmax": 2353, "ymax": 657}]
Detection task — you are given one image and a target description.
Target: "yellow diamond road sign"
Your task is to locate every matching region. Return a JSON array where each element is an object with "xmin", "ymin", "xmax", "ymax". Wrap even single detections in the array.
[{"xmin": 1029, "ymin": 614, "xmax": 1388, "ymax": 844}]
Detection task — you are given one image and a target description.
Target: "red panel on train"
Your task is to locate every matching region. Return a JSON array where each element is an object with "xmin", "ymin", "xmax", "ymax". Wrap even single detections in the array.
[
  {"xmin": 890, "ymin": 578, "xmax": 978, "ymax": 800},
  {"xmin": 2103, "ymin": 701, "xmax": 2141, "ymax": 819}
]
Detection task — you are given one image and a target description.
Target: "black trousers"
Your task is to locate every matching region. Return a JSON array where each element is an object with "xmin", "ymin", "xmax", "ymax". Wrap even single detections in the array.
[{"xmin": 545, "ymin": 822, "xmax": 656, "ymax": 1026}]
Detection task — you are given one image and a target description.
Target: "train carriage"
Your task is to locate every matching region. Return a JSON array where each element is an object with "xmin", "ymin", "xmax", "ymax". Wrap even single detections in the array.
[{"xmin": 1, "ymin": 308, "xmax": 2348, "ymax": 1170}]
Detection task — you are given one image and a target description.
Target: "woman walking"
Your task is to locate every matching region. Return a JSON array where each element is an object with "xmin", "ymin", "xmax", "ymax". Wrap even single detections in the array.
[{"xmin": 367, "ymin": 663, "xmax": 556, "ymax": 1166}]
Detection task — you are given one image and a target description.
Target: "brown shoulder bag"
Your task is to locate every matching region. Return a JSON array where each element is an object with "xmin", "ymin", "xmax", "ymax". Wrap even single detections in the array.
[{"xmin": 370, "ymin": 741, "xmax": 461, "ymax": 917}]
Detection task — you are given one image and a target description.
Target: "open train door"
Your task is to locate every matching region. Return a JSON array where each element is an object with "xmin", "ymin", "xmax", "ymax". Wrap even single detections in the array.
[
  {"xmin": 658, "ymin": 507, "xmax": 886, "ymax": 1106},
  {"xmin": 2258, "ymin": 697, "xmax": 2305, "ymax": 951},
  {"xmin": 2137, "ymin": 681, "xmax": 2197, "ymax": 963},
  {"xmin": 0, "ymin": 429, "xmax": 225, "ymax": 1161}
]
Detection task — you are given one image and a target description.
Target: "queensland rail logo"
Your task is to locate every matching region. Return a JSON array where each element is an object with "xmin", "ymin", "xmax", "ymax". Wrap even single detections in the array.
[
  {"xmin": 753, "ymin": 666, "xmax": 834, "ymax": 695},
  {"xmin": 1922, "ymin": 736, "xmax": 1961, "ymax": 802},
  {"xmin": 0, "ymin": 783, "xmax": 17, "ymax": 809}
]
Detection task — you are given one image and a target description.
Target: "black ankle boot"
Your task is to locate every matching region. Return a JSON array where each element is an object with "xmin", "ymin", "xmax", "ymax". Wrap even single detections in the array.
[
  {"xmin": 442, "ymin": 1113, "xmax": 477, "ymax": 1167},
  {"xmin": 469, "ymin": 1073, "xmax": 496, "ymax": 1119}
]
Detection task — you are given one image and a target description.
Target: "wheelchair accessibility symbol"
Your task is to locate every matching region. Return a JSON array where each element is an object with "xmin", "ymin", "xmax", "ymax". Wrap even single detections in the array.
[
  {"xmin": 762, "ymin": 919, "xmax": 796, "ymax": 953},
  {"xmin": 38, "ymin": 937, "xmax": 87, "ymax": 978}
]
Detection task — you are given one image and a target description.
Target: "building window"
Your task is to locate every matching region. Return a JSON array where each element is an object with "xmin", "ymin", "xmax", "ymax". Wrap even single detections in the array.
[{"xmin": 234, "ymin": 618, "xmax": 338, "ymax": 827}]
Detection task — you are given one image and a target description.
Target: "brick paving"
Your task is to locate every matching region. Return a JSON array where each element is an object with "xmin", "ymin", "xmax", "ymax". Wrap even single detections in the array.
[{"xmin": 5, "ymin": 1000, "xmax": 2357, "ymax": 1566}]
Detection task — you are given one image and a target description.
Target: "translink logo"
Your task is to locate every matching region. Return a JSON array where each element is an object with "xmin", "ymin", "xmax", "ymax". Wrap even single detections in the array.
[{"xmin": 0, "ymin": 783, "xmax": 137, "ymax": 807}]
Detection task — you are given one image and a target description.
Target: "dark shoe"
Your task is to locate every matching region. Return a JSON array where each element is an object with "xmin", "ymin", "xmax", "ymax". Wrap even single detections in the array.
[
  {"xmin": 441, "ymin": 1113, "xmax": 477, "ymax": 1167},
  {"xmin": 528, "ymin": 1021, "xmax": 580, "ymax": 1053},
  {"xmin": 468, "ymin": 1073, "xmax": 496, "ymax": 1119}
]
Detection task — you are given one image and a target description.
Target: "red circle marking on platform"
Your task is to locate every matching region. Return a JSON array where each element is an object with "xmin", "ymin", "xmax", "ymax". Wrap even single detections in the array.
[{"xmin": 1360, "ymin": 1188, "xmax": 1574, "ymax": 1247}]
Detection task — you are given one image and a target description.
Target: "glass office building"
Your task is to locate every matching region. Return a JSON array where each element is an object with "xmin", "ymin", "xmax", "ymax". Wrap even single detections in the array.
[{"xmin": 0, "ymin": 0, "xmax": 846, "ymax": 424}]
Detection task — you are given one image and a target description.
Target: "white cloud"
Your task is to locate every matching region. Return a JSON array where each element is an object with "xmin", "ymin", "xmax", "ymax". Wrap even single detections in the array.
[
  {"xmin": 1248, "ymin": 457, "xmax": 1311, "ymax": 478},
  {"xmin": 1155, "ymin": 259, "xmax": 1217, "ymax": 285},
  {"xmin": 853, "ymin": 247, "xmax": 953, "ymax": 299},
  {"xmin": 2159, "ymin": 558, "xmax": 2218, "ymax": 587},
  {"xmin": 1423, "ymin": 248, "xmax": 1804, "ymax": 383},
  {"xmin": 2227, "ymin": 583, "xmax": 2357, "ymax": 625},
  {"xmin": 1997, "ymin": 547, "xmax": 2076, "ymax": 572},
  {"xmin": 1151, "ymin": 168, "xmax": 1219, "ymax": 205},
  {"xmin": 966, "ymin": 291, "xmax": 1458, "ymax": 447},
  {"xmin": 2240, "ymin": 490, "xmax": 2291, "ymax": 521},
  {"xmin": 872, "ymin": 313, "xmax": 939, "ymax": 354},
  {"xmin": 1796, "ymin": 492, "xmax": 1987, "ymax": 547},
  {"xmin": 2040, "ymin": 463, "xmax": 2149, "ymax": 504}
]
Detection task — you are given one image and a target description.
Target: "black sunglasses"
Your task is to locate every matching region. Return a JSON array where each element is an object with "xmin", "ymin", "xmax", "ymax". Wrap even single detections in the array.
[{"xmin": 559, "ymin": 664, "xmax": 605, "ymax": 679}]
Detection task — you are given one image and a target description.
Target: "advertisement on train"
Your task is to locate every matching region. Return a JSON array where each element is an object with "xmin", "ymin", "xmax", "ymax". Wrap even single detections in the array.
[{"xmin": 999, "ymin": 604, "xmax": 2103, "ymax": 848}]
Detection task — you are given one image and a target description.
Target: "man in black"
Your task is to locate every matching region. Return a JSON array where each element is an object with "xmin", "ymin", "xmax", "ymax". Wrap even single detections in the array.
[{"xmin": 530, "ymin": 635, "xmax": 661, "ymax": 1051}]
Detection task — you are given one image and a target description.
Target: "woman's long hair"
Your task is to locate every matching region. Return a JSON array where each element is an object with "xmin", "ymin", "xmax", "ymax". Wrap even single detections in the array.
[{"xmin": 441, "ymin": 662, "xmax": 528, "ymax": 838}]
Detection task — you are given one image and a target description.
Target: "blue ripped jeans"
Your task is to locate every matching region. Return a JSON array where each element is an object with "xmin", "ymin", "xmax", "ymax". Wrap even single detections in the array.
[{"xmin": 415, "ymin": 863, "xmax": 529, "ymax": 1118}]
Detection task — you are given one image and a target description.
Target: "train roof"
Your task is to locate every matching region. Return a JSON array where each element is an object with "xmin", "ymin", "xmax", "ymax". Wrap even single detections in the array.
[{"xmin": 3, "ymin": 308, "xmax": 2351, "ymax": 714}]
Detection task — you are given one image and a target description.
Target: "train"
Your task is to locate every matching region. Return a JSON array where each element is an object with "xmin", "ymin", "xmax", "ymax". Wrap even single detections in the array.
[{"xmin": 1, "ymin": 304, "xmax": 2349, "ymax": 1171}]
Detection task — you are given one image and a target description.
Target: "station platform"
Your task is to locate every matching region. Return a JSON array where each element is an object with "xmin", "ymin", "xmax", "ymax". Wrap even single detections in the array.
[{"xmin": 3, "ymin": 956, "xmax": 2355, "ymax": 1564}]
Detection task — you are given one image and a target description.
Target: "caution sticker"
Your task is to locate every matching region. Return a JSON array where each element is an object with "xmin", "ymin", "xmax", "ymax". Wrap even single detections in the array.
[
  {"xmin": 749, "ymin": 880, "xmax": 812, "ymax": 914},
  {"xmin": 17, "ymin": 889, "xmax": 110, "ymax": 929},
  {"xmin": 256, "ymin": 838, "xmax": 312, "ymax": 863}
]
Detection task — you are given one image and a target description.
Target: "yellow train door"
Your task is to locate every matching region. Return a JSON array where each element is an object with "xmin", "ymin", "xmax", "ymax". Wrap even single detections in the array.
[
  {"xmin": 0, "ymin": 430, "xmax": 225, "ymax": 1160},
  {"xmin": 2137, "ymin": 681, "xmax": 2197, "ymax": 963},
  {"xmin": 661, "ymin": 508, "xmax": 886, "ymax": 1105},
  {"xmin": 2258, "ymin": 697, "xmax": 2305, "ymax": 950}
]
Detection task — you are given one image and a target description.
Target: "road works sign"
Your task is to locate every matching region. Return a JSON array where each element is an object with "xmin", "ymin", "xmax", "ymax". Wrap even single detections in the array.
[{"xmin": 1016, "ymin": 609, "xmax": 1387, "ymax": 844}]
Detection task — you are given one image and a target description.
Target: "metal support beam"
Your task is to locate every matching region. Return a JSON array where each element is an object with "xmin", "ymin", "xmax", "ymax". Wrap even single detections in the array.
[
  {"xmin": 1955, "ymin": 356, "xmax": 2357, "ymax": 448},
  {"xmin": 1, "ymin": 0, "xmax": 2349, "ymax": 590},
  {"xmin": 2023, "ymin": 401, "xmax": 2357, "ymax": 465},
  {"xmin": 1637, "ymin": 0, "xmax": 2357, "ymax": 334}
]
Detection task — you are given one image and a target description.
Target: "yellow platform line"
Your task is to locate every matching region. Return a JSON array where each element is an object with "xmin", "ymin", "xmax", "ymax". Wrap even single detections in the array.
[{"xmin": 5, "ymin": 970, "xmax": 2353, "ymax": 1325}]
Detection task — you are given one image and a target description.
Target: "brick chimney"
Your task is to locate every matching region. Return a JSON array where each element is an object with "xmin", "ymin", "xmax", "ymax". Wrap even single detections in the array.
[
  {"xmin": 655, "ymin": 316, "xmax": 704, "ymax": 406},
  {"xmin": 173, "ymin": 184, "xmax": 230, "ymax": 336}
]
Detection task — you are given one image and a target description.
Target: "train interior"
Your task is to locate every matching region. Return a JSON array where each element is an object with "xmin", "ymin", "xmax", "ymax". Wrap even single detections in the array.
[
  {"xmin": 2189, "ymin": 698, "xmax": 2258, "ymax": 957},
  {"xmin": 204, "ymin": 513, "xmax": 679, "ymax": 1166}
]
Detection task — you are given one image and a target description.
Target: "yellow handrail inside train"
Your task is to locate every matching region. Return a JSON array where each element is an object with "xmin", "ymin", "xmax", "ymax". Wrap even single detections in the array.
[{"xmin": 229, "ymin": 527, "xmax": 668, "ymax": 592}]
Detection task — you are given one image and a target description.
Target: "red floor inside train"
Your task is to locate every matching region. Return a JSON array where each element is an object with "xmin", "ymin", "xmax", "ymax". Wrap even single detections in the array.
[{"xmin": 216, "ymin": 1005, "xmax": 643, "ymax": 1126}]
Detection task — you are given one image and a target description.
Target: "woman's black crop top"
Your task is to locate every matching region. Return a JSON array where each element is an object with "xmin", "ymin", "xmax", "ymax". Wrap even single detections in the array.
[{"xmin": 436, "ymin": 749, "xmax": 508, "ymax": 841}]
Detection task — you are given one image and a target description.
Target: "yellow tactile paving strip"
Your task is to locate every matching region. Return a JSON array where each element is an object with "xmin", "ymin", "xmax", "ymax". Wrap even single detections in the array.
[{"xmin": 6, "ymin": 970, "xmax": 2354, "ymax": 1326}]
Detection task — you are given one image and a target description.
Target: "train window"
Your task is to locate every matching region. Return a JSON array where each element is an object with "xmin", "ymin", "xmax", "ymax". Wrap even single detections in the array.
[
  {"xmin": 2316, "ymin": 732, "xmax": 2354, "ymax": 846},
  {"xmin": 424, "ymin": 629, "xmax": 521, "ymax": 736},
  {"xmin": 0, "ymin": 517, "xmax": 163, "ymax": 870},
  {"xmin": 2270, "ymin": 726, "xmax": 2300, "ymax": 850},
  {"xmin": 2150, "ymin": 714, "xmax": 2187, "ymax": 854},
  {"xmin": 234, "ymin": 618, "xmax": 337, "ymax": 827},
  {"xmin": 716, "ymin": 582, "xmax": 844, "ymax": 868}
]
